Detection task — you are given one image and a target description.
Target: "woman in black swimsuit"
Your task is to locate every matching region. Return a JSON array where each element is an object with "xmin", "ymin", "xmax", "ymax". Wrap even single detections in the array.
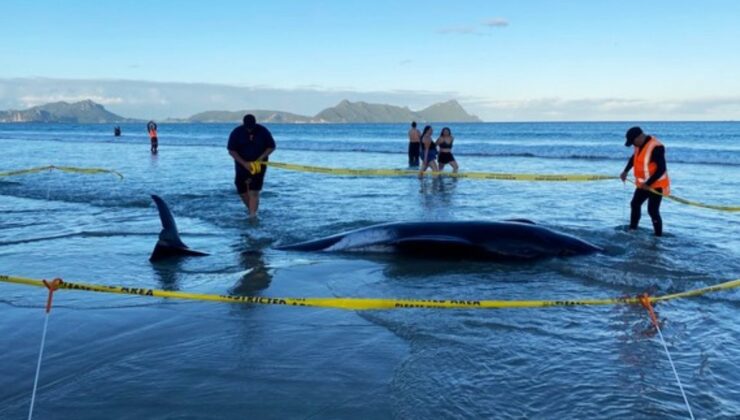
[
  {"xmin": 436, "ymin": 127, "xmax": 458, "ymax": 173},
  {"xmin": 418, "ymin": 125, "xmax": 439, "ymax": 177}
]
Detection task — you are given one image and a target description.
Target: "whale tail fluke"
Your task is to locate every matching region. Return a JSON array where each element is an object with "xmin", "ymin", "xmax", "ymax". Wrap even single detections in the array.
[{"xmin": 150, "ymin": 195, "xmax": 209, "ymax": 262}]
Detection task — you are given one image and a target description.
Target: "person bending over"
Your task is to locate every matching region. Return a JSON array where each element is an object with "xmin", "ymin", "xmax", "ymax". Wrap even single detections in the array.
[
  {"xmin": 227, "ymin": 114, "xmax": 276, "ymax": 218},
  {"xmin": 620, "ymin": 126, "xmax": 670, "ymax": 236}
]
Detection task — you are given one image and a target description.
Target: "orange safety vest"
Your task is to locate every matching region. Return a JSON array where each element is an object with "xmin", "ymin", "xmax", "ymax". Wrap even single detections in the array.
[{"xmin": 633, "ymin": 137, "xmax": 670, "ymax": 195}]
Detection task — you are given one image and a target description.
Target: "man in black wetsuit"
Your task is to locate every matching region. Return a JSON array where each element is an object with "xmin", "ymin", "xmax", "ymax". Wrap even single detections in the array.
[
  {"xmin": 227, "ymin": 114, "xmax": 276, "ymax": 218},
  {"xmin": 619, "ymin": 126, "xmax": 671, "ymax": 236}
]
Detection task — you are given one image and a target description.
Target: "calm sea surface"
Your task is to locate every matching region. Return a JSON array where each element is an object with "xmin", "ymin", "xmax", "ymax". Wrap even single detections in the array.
[{"xmin": 1, "ymin": 122, "xmax": 739, "ymax": 418}]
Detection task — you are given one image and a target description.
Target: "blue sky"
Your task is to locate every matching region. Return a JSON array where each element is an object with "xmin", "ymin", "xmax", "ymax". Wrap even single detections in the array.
[{"xmin": 1, "ymin": 0, "xmax": 740, "ymax": 120}]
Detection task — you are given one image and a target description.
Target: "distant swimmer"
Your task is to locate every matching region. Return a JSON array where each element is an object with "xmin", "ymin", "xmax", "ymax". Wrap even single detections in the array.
[
  {"xmin": 227, "ymin": 114, "xmax": 276, "ymax": 218},
  {"xmin": 114, "ymin": 126, "xmax": 121, "ymax": 137},
  {"xmin": 436, "ymin": 127, "xmax": 458, "ymax": 173},
  {"xmin": 408, "ymin": 121, "xmax": 421, "ymax": 167},
  {"xmin": 620, "ymin": 126, "xmax": 670, "ymax": 236},
  {"xmin": 418, "ymin": 125, "xmax": 439, "ymax": 177},
  {"xmin": 147, "ymin": 121, "xmax": 158, "ymax": 153}
]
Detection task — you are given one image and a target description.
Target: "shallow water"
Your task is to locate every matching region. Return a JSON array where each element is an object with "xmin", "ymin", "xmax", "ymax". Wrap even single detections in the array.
[{"xmin": 1, "ymin": 122, "xmax": 739, "ymax": 418}]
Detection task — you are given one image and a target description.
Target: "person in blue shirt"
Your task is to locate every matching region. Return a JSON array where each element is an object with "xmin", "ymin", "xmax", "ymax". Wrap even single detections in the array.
[{"xmin": 227, "ymin": 114, "xmax": 276, "ymax": 217}]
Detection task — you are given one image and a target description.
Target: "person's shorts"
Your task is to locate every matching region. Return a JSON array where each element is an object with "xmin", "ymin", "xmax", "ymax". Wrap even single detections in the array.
[
  {"xmin": 424, "ymin": 150, "xmax": 438, "ymax": 163},
  {"xmin": 235, "ymin": 165, "xmax": 267, "ymax": 194},
  {"xmin": 438, "ymin": 152, "xmax": 455, "ymax": 164},
  {"xmin": 150, "ymin": 137, "xmax": 158, "ymax": 146}
]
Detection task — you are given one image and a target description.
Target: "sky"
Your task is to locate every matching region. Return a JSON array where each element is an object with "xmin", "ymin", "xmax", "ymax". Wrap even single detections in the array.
[{"xmin": 1, "ymin": 0, "xmax": 740, "ymax": 121}]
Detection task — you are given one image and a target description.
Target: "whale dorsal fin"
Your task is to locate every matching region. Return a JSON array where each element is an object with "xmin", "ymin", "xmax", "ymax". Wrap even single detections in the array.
[{"xmin": 150, "ymin": 195, "xmax": 208, "ymax": 261}]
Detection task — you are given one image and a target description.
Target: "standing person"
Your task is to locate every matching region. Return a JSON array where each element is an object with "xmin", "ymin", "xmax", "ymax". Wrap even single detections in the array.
[
  {"xmin": 147, "ymin": 121, "xmax": 158, "ymax": 153},
  {"xmin": 436, "ymin": 127, "xmax": 458, "ymax": 173},
  {"xmin": 407, "ymin": 121, "xmax": 421, "ymax": 167},
  {"xmin": 114, "ymin": 126, "xmax": 121, "ymax": 137},
  {"xmin": 619, "ymin": 126, "xmax": 670, "ymax": 236},
  {"xmin": 418, "ymin": 125, "xmax": 439, "ymax": 177},
  {"xmin": 227, "ymin": 114, "xmax": 276, "ymax": 218}
]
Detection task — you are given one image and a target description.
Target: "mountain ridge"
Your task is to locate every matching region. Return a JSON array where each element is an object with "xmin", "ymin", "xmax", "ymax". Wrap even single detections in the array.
[
  {"xmin": 0, "ymin": 99, "xmax": 482, "ymax": 123},
  {"xmin": 0, "ymin": 100, "xmax": 132, "ymax": 123},
  {"xmin": 185, "ymin": 99, "xmax": 481, "ymax": 123}
]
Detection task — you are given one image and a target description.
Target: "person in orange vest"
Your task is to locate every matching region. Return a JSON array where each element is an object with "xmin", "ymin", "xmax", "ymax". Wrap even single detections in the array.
[
  {"xmin": 619, "ymin": 126, "xmax": 670, "ymax": 236},
  {"xmin": 147, "ymin": 121, "xmax": 158, "ymax": 153}
]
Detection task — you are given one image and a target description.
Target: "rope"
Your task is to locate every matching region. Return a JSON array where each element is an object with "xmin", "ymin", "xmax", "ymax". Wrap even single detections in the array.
[
  {"xmin": 265, "ymin": 161, "xmax": 615, "ymax": 182},
  {"xmin": 1, "ymin": 274, "xmax": 738, "ymax": 311},
  {"xmin": 622, "ymin": 180, "xmax": 628, "ymax": 226},
  {"xmin": 626, "ymin": 177, "xmax": 740, "ymax": 213},
  {"xmin": 0, "ymin": 165, "xmax": 123, "ymax": 180},
  {"xmin": 640, "ymin": 295, "xmax": 695, "ymax": 419},
  {"xmin": 28, "ymin": 312, "xmax": 49, "ymax": 420},
  {"xmin": 28, "ymin": 279, "xmax": 61, "ymax": 420}
]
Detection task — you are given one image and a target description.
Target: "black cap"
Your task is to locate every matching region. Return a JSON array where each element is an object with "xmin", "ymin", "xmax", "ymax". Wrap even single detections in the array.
[
  {"xmin": 243, "ymin": 114, "xmax": 257, "ymax": 129},
  {"xmin": 625, "ymin": 126, "xmax": 643, "ymax": 146}
]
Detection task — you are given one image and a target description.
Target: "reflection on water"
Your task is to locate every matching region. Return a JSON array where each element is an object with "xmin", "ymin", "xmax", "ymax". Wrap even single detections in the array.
[
  {"xmin": 151, "ymin": 258, "xmax": 183, "ymax": 290},
  {"xmin": 231, "ymin": 250, "xmax": 272, "ymax": 294},
  {"xmin": 230, "ymin": 233, "xmax": 273, "ymax": 294},
  {"xmin": 419, "ymin": 176, "xmax": 458, "ymax": 217}
]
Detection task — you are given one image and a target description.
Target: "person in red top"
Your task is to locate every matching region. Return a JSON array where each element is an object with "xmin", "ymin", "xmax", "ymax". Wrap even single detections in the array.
[
  {"xmin": 619, "ymin": 126, "xmax": 670, "ymax": 236},
  {"xmin": 147, "ymin": 121, "xmax": 158, "ymax": 153}
]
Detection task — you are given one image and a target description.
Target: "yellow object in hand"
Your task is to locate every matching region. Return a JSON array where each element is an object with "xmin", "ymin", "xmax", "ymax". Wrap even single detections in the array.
[{"xmin": 249, "ymin": 162, "xmax": 262, "ymax": 175}]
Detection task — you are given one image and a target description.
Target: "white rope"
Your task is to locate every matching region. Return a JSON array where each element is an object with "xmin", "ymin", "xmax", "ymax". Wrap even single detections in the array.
[
  {"xmin": 28, "ymin": 312, "xmax": 50, "ymax": 420},
  {"xmin": 622, "ymin": 181, "xmax": 627, "ymax": 226},
  {"xmin": 654, "ymin": 321, "xmax": 695, "ymax": 419}
]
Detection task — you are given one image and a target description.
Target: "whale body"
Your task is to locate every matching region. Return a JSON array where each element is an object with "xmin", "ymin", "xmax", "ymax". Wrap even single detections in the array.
[{"xmin": 276, "ymin": 221, "xmax": 602, "ymax": 260}]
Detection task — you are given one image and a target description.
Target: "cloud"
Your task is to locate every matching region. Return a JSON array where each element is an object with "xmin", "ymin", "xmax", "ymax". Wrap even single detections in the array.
[
  {"xmin": 19, "ymin": 94, "xmax": 124, "ymax": 107},
  {"xmin": 437, "ymin": 25, "xmax": 479, "ymax": 35},
  {"xmin": 465, "ymin": 96, "xmax": 740, "ymax": 121},
  {"xmin": 483, "ymin": 18, "xmax": 509, "ymax": 28},
  {"xmin": 438, "ymin": 17, "xmax": 509, "ymax": 36}
]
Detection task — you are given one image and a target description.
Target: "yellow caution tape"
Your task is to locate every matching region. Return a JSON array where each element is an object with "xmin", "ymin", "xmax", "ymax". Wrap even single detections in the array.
[
  {"xmin": 661, "ymin": 191, "xmax": 740, "ymax": 213},
  {"xmin": 626, "ymin": 178, "xmax": 740, "ymax": 213},
  {"xmin": 265, "ymin": 161, "xmax": 616, "ymax": 182},
  {"xmin": 269, "ymin": 162, "xmax": 739, "ymax": 211},
  {"xmin": 0, "ymin": 165, "xmax": 123, "ymax": 180},
  {"xmin": 1, "ymin": 274, "xmax": 737, "ymax": 311}
]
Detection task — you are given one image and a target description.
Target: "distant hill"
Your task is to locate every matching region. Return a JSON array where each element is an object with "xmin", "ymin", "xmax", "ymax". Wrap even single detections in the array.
[
  {"xmin": 313, "ymin": 100, "xmax": 417, "ymax": 123},
  {"xmin": 0, "ymin": 100, "xmax": 130, "ymax": 123},
  {"xmin": 416, "ymin": 100, "xmax": 482, "ymax": 123},
  {"xmin": 186, "ymin": 99, "xmax": 481, "ymax": 123}
]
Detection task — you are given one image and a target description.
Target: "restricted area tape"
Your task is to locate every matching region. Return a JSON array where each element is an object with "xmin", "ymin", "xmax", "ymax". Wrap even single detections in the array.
[
  {"xmin": 2, "ymin": 274, "xmax": 738, "ymax": 311},
  {"xmin": 265, "ymin": 161, "xmax": 616, "ymax": 182},
  {"xmin": 0, "ymin": 165, "xmax": 123, "ymax": 180},
  {"xmin": 659, "ymin": 190, "xmax": 740, "ymax": 213},
  {"xmin": 625, "ymin": 177, "xmax": 740, "ymax": 213}
]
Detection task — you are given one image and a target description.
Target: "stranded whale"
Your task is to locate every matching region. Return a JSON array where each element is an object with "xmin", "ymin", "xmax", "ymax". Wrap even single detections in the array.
[
  {"xmin": 276, "ymin": 221, "xmax": 603, "ymax": 260},
  {"xmin": 149, "ymin": 195, "xmax": 601, "ymax": 261}
]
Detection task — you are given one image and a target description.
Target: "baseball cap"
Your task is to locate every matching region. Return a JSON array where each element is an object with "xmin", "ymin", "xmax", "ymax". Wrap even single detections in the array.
[{"xmin": 625, "ymin": 126, "xmax": 643, "ymax": 146}]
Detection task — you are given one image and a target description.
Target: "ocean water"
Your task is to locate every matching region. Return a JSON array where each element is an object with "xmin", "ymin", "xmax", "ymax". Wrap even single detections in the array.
[{"xmin": 0, "ymin": 122, "xmax": 738, "ymax": 419}]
